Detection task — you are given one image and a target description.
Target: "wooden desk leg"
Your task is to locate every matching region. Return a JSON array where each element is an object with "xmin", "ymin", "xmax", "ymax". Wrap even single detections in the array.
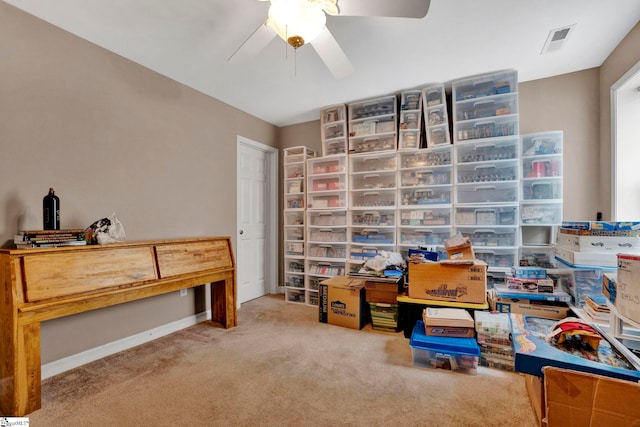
[
  {"xmin": 210, "ymin": 276, "xmax": 237, "ymax": 328},
  {"xmin": 1, "ymin": 322, "xmax": 41, "ymax": 416}
]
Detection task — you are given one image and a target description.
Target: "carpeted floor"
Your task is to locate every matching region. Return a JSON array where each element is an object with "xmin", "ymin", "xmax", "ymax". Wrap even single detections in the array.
[{"xmin": 28, "ymin": 294, "xmax": 538, "ymax": 426}]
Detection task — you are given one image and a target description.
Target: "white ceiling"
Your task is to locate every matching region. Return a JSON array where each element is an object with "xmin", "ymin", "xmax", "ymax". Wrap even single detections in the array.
[{"xmin": 4, "ymin": 0, "xmax": 640, "ymax": 127}]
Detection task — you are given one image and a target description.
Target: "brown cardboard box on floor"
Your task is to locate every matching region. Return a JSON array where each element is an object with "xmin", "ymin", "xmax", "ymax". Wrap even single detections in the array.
[
  {"xmin": 524, "ymin": 374, "xmax": 546, "ymax": 427},
  {"xmin": 408, "ymin": 260, "xmax": 487, "ymax": 304},
  {"xmin": 543, "ymin": 366, "xmax": 640, "ymax": 427},
  {"xmin": 319, "ymin": 276, "xmax": 367, "ymax": 330},
  {"xmin": 364, "ymin": 279, "xmax": 401, "ymax": 304}
]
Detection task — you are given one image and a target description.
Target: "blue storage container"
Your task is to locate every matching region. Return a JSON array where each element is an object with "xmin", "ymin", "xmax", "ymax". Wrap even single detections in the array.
[{"xmin": 409, "ymin": 320, "xmax": 480, "ymax": 374}]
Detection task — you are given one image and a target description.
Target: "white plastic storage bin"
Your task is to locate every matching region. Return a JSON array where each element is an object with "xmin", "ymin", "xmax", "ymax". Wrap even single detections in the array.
[
  {"xmin": 308, "ymin": 155, "xmax": 347, "ymax": 175},
  {"xmin": 454, "ymin": 95, "xmax": 518, "ymax": 122},
  {"xmin": 283, "ymin": 146, "xmax": 316, "ymax": 164},
  {"xmin": 398, "ymin": 207, "xmax": 451, "ymax": 226},
  {"xmin": 456, "ymin": 181, "xmax": 519, "ymax": 204},
  {"xmin": 349, "ymin": 134, "xmax": 397, "ymax": 154},
  {"xmin": 457, "ymin": 227, "xmax": 518, "ymax": 247},
  {"xmin": 308, "ymin": 228, "xmax": 347, "ymax": 243},
  {"xmin": 454, "ymin": 206, "xmax": 518, "ymax": 227},
  {"xmin": 305, "ymin": 260, "xmax": 346, "ymax": 277},
  {"xmin": 348, "ymin": 95, "xmax": 398, "ymax": 154},
  {"xmin": 286, "ymin": 194, "xmax": 305, "ymax": 209},
  {"xmin": 350, "ymin": 210, "xmax": 396, "ymax": 227},
  {"xmin": 350, "ymin": 190, "xmax": 396, "ymax": 208},
  {"xmin": 285, "ymin": 211, "xmax": 304, "ymax": 226},
  {"xmin": 400, "ymin": 110, "xmax": 420, "ymax": 130},
  {"xmin": 455, "ymin": 138, "xmax": 519, "ymax": 164},
  {"xmin": 399, "ymin": 228, "xmax": 452, "ymax": 246},
  {"xmin": 284, "ymin": 273, "xmax": 304, "ymax": 289},
  {"xmin": 307, "ymin": 192, "xmax": 347, "ymax": 209},
  {"xmin": 350, "ymin": 152, "xmax": 397, "ymax": 172},
  {"xmin": 321, "ymin": 121, "xmax": 346, "ymax": 141},
  {"xmin": 285, "ymin": 258, "xmax": 305, "ymax": 273},
  {"xmin": 456, "ymin": 161, "xmax": 518, "ymax": 184},
  {"xmin": 284, "ymin": 226, "xmax": 304, "ymax": 241},
  {"xmin": 401, "ymin": 90, "xmax": 422, "ymax": 110},
  {"xmin": 474, "ymin": 248, "xmax": 518, "ymax": 269},
  {"xmin": 398, "ymin": 145, "xmax": 452, "ymax": 169},
  {"xmin": 309, "ymin": 174, "xmax": 347, "ymax": 192},
  {"xmin": 399, "ymin": 186, "xmax": 452, "ymax": 207},
  {"xmin": 522, "ymin": 156, "xmax": 562, "ymax": 179},
  {"xmin": 521, "ymin": 179, "xmax": 563, "ymax": 201},
  {"xmin": 399, "ymin": 168, "xmax": 452, "ymax": 188},
  {"xmin": 307, "ymin": 210, "xmax": 347, "ymax": 227},
  {"xmin": 454, "ymin": 115, "xmax": 518, "ymax": 143},
  {"xmin": 453, "ymin": 70, "xmax": 518, "ymax": 102},
  {"xmin": 522, "ymin": 131, "xmax": 563, "ymax": 157},
  {"xmin": 350, "ymin": 229, "xmax": 395, "ymax": 245},
  {"xmin": 350, "ymin": 172, "xmax": 396, "ymax": 191},
  {"xmin": 422, "ymin": 84, "xmax": 451, "ymax": 148},
  {"xmin": 321, "ymin": 104, "xmax": 346, "ymax": 124},
  {"xmin": 307, "ymin": 243, "xmax": 347, "ymax": 260},
  {"xmin": 322, "ymin": 139, "xmax": 347, "ymax": 156},
  {"xmin": 399, "ymin": 130, "xmax": 421, "ymax": 150},
  {"xmin": 519, "ymin": 246, "xmax": 557, "ymax": 268},
  {"xmin": 285, "ymin": 288, "xmax": 306, "ymax": 304},
  {"xmin": 520, "ymin": 202, "xmax": 563, "ymax": 225}
]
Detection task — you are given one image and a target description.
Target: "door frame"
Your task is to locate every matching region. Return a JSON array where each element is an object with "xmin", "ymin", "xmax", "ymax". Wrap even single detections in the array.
[
  {"xmin": 236, "ymin": 135, "xmax": 279, "ymax": 303},
  {"xmin": 610, "ymin": 59, "xmax": 640, "ymax": 220}
]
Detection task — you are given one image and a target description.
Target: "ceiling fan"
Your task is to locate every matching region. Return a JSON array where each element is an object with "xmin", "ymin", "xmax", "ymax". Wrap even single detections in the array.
[{"xmin": 228, "ymin": 0, "xmax": 431, "ymax": 79}]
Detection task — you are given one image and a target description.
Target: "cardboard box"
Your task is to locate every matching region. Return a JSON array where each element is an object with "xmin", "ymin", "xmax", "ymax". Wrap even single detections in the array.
[
  {"xmin": 364, "ymin": 280, "xmax": 401, "ymax": 304},
  {"xmin": 524, "ymin": 373, "xmax": 546, "ymax": 427},
  {"xmin": 615, "ymin": 254, "xmax": 640, "ymax": 323},
  {"xmin": 422, "ymin": 307, "xmax": 475, "ymax": 338},
  {"xmin": 554, "ymin": 245, "xmax": 618, "ymax": 268},
  {"xmin": 488, "ymin": 290, "xmax": 570, "ymax": 320},
  {"xmin": 408, "ymin": 260, "xmax": 487, "ymax": 304},
  {"xmin": 543, "ymin": 367, "xmax": 640, "ymax": 427},
  {"xmin": 319, "ymin": 276, "xmax": 367, "ymax": 330},
  {"xmin": 445, "ymin": 240, "xmax": 475, "ymax": 261}
]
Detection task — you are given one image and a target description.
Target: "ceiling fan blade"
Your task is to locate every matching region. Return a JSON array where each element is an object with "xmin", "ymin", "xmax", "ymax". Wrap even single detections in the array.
[
  {"xmin": 228, "ymin": 22, "xmax": 276, "ymax": 63},
  {"xmin": 336, "ymin": 0, "xmax": 430, "ymax": 18},
  {"xmin": 310, "ymin": 27, "xmax": 354, "ymax": 79}
]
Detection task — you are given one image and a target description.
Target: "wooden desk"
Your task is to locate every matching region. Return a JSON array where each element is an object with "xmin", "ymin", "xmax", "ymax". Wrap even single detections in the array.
[{"xmin": 0, "ymin": 236, "xmax": 236, "ymax": 416}]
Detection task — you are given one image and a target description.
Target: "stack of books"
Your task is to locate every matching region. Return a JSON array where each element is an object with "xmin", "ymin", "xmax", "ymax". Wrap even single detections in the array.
[
  {"xmin": 583, "ymin": 294, "xmax": 610, "ymax": 323},
  {"xmin": 14, "ymin": 229, "xmax": 87, "ymax": 248}
]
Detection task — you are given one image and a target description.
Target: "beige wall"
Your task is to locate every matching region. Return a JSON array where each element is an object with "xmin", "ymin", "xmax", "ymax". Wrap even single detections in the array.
[
  {"xmin": 519, "ymin": 69, "xmax": 601, "ymax": 221},
  {"xmin": 599, "ymin": 21, "xmax": 640, "ymax": 220},
  {"xmin": 0, "ymin": 3, "xmax": 277, "ymax": 362}
]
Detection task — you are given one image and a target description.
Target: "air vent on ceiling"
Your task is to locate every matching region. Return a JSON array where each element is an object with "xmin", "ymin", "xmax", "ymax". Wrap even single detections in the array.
[{"xmin": 541, "ymin": 24, "xmax": 575, "ymax": 54}]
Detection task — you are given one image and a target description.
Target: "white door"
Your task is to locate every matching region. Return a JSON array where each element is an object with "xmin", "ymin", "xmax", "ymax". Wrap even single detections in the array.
[{"xmin": 236, "ymin": 137, "xmax": 278, "ymax": 304}]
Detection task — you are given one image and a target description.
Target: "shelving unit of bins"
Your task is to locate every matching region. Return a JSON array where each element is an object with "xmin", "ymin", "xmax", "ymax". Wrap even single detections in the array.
[
  {"xmin": 397, "ymin": 146, "xmax": 453, "ymax": 258},
  {"xmin": 304, "ymin": 155, "xmax": 348, "ymax": 305},
  {"xmin": 306, "ymin": 155, "xmax": 348, "ymax": 210},
  {"xmin": 306, "ymin": 210, "xmax": 348, "ymax": 306},
  {"xmin": 347, "ymin": 151, "xmax": 397, "ymax": 273},
  {"xmin": 398, "ymin": 89, "xmax": 423, "ymax": 150},
  {"xmin": 452, "ymin": 69, "xmax": 519, "ymax": 145},
  {"xmin": 453, "ymin": 136, "xmax": 520, "ymax": 271},
  {"xmin": 451, "ymin": 70, "xmax": 520, "ymax": 272},
  {"xmin": 348, "ymin": 95, "xmax": 398, "ymax": 154},
  {"xmin": 320, "ymin": 103, "xmax": 348, "ymax": 156},
  {"xmin": 283, "ymin": 146, "xmax": 316, "ymax": 303},
  {"xmin": 422, "ymin": 83, "xmax": 451, "ymax": 148},
  {"xmin": 520, "ymin": 131, "xmax": 563, "ymax": 267}
]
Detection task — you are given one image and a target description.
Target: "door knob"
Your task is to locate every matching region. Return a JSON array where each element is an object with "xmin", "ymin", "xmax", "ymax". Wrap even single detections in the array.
[{"xmin": 239, "ymin": 230, "xmax": 244, "ymax": 235}]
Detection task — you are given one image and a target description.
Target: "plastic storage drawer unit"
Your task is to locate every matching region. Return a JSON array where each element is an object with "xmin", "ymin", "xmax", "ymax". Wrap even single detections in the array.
[{"xmin": 410, "ymin": 320, "xmax": 480, "ymax": 374}]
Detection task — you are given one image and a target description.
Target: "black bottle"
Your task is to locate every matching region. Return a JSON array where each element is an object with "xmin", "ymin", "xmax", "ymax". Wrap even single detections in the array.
[{"xmin": 43, "ymin": 188, "xmax": 60, "ymax": 230}]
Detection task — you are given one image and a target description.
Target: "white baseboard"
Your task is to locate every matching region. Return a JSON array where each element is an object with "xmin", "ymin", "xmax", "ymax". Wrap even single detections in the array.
[{"xmin": 42, "ymin": 310, "xmax": 211, "ymax": 379}]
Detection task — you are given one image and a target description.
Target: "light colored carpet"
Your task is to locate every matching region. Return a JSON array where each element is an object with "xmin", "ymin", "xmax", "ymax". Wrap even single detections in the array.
[{"xmin": 29, "ymin": 294, "xmax": 538, "ymax": 426}]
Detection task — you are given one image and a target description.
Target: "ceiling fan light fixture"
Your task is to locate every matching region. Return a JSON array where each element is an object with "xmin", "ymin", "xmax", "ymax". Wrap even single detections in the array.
[{"xmin": 267, "ymin": 0, "xmax": 327, "ymax": 48}]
